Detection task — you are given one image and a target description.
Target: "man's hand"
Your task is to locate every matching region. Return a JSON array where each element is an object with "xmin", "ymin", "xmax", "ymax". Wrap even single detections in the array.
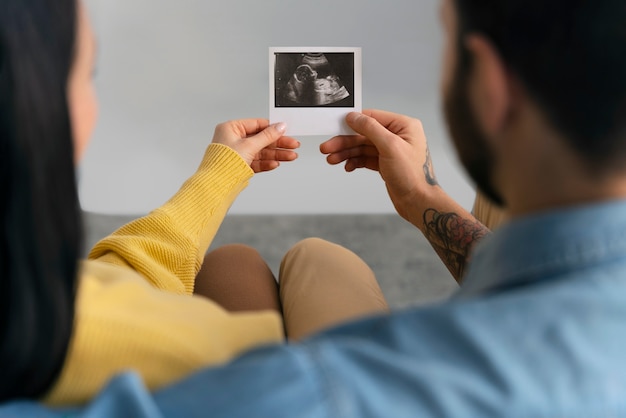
[
  {"xmin": 212, "ymin": 119, "xmax": 300, "ymax": 173},
  {"xmin": 321, "ymin": 110, "xmax": 490, "ymax": 284},
  {"xmin": 320, "ymin": 109, "xmax": 438, "ymax": 223}
]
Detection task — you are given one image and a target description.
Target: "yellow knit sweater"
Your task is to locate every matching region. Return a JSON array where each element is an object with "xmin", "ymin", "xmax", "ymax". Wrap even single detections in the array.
[{"xmin": 44, "ymin": 144, "xmax": 284, "ymax": 406}]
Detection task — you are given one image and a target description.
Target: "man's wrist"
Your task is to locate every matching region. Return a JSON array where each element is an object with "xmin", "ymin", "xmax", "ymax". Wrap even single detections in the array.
[{"xmin": 404, "ymin": 185, "xmax": 445, "ymax": 231}]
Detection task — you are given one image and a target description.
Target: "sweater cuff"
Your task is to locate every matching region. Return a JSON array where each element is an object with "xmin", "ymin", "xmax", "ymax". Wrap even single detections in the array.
[
  {"xmin": 159, "ymin": 143, "xmax": 254, "ymax": 231},
  {"xmin": 198, "ymin": 143, "xmax": 254, "ymax": 179}
]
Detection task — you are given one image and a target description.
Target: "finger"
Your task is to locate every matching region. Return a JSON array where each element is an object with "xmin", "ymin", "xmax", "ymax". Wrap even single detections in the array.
[
  {"xmin": 237, "ymin": 119, "xmax": 271, "ymax": 137},
  {"xmin": 250, "ymin": 160, "xmax": 280, "ymax": 173},
  {"xmin": 344, "ymin": 112, "xmax": 402, "ymax": 155},
  {"xmin": 361, "ymin": 109, "xmax": 413, "ymax": 127},
  {"xmin": 345, "ymin": 156, "xmax": 380, "ymax": 172},
  {"xmin": 320, "ymin": 135, "xmax": 369, "ymax": 155},
  {"xmin": 326, "ymin": 145, "xmax": 379, "ymax": 165},
  {"xmin": 247, "ymin": 122, "xmax": 289, "ymax": 151},
  {"xmin": 214, "ymin": 119, "xmax": 269, "ymax": 139},
  {"xmin": 273, "ymin": 136, "xmax": 301, "ymax": 150},
  {"xmin": 361, "ymin": 109, "xmax": 424, "ymax": 142},
  {"xmin": 258, "ymin": 148, "xmax": 299, "ymax": 162}
]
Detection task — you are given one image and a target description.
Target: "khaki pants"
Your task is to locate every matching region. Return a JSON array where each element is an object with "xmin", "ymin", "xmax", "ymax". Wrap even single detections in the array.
[
  {"xmin": 473, "ymin": 191, "xmax": 508, "ymax": 230},
  {"xmin": 279, "ymin": 238, "xmax": 389, "ymax": 340},
  {"xmin": 195, "ymin": 238, "xmax": 388, "ymax": 341}
]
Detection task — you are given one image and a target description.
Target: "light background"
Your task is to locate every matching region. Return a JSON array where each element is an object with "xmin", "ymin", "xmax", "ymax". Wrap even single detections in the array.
[{"xmin": 80, "ymin": 0, "xmax": 475, "ymax": 215}]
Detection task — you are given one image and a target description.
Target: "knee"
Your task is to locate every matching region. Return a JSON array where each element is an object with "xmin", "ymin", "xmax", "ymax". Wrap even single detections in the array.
[
  {"xmin": 291, "ymin": 237, "xmax": 330, "ymax": 249},
  {"xmin": 204, "ymin": 244, "xmax": 263, "ymax": 263},
  {"xmin": 281, "ymin": 237, "xmax": 344, "ymax": 269},
  {"xmin": 285, "ymin": 237, "xmax": 333, "ymax": 258}
]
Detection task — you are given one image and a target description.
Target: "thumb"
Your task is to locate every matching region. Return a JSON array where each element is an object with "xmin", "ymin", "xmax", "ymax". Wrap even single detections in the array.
[
  {"xmin": 249, "ymin": 122, "xmax": 287, "ymax": 150},
  {"xmin": 345, "ymin": 112, "xmax": 395, "ymax": 153}
]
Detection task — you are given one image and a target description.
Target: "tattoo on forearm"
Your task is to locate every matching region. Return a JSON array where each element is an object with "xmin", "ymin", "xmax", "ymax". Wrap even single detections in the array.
[
  {"xmin": 423, "ymin": 208, "xmax": 490, "ymax": 282},
  {"xmin": 423, "ymin": 148, "xmax": 438, "ymax": 186}
]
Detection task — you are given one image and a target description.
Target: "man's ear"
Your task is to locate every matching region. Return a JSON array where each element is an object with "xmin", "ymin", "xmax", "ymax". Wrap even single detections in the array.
[{"xmin": 465, "ymin": 35, "xmax": 511, "ymax": 137}]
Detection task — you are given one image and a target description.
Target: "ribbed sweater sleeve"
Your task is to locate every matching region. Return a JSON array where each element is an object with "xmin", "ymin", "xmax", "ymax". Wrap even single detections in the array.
[{"xmin": 88, "ymin": 143, "xmax": 253, "ymax": 294}]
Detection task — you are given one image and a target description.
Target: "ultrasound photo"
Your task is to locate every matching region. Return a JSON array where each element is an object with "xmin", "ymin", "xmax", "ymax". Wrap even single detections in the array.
[
  {"xmin": 269, "ymin": 47, "xmax": 361, "ymax": 136},
  {"xmin": 274, "ymin": 52, "xmax": 355, "ymax": 107}
]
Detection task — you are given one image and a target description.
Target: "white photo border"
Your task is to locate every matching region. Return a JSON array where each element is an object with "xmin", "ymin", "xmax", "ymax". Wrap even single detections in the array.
[{"xmin": 269, "ymin": 47, "xmax": 362, "ymax": 136}]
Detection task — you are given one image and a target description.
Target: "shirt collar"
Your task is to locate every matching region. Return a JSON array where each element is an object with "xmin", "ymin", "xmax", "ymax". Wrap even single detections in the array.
[{"xmin": 457, "ymin": 199, "xmax": 626, "ymax": 298}]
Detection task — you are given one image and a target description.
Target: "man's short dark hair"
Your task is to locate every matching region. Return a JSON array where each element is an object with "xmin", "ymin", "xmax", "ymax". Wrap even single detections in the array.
[{"xmin": 455, "ymin": 0, "xmax": 626, "ymax": 172}]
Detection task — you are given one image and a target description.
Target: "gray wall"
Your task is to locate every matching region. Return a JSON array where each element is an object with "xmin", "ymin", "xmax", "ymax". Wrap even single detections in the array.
[{"xmin": 80, "ymin": 0, "xmax": 475, "ymax": 215}]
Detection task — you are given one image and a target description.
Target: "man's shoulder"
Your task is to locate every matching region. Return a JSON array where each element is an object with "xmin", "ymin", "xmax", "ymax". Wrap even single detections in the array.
[{"xmin": 301, "ymin": 278, "xmax": 626, "ymax": 417}]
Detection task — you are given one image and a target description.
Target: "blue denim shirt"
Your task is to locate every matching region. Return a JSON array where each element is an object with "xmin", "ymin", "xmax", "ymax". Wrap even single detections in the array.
[{"xmin": 4, "ymin": 200, "xmax": 626, "ymax": 417}]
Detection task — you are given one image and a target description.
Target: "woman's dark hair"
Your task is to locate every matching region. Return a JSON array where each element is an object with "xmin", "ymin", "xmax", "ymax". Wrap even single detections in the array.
[
  {"xmin": 454, "ymin": 0, "xmax": 626, "ymax": 172},
  {"xmin": 0, "ymin": 0, "xmax": 81, "ymax": 400}
]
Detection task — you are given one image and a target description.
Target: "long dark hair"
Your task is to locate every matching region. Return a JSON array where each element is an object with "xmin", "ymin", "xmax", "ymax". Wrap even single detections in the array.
[{"xmin": 0, "ymin": 0, "xmax": 82, "ymax": 400}]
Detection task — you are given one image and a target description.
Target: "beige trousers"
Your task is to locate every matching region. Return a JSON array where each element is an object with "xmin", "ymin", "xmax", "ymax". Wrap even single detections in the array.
[
  {"xmin": 278, "ymin": 238, "xmax": 389, "ymax": 340},
  {"xmin": 473, "ymin": 191, "xmax": 508, "ymax": 230},
  {"xmin": 196, "ymin": 238, "xmax": 388, "ymax": 341}
]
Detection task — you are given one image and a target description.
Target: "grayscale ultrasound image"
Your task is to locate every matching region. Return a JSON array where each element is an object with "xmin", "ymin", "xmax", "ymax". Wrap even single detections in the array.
[{"xmin": 274, "ymin": 53, "xmax": 354, "ymax": 107}]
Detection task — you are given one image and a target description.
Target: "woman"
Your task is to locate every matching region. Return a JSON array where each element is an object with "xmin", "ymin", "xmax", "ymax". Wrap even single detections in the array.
[{"xmin": 0, "ymin": 0, "xmax": 305, "ymax": 405}]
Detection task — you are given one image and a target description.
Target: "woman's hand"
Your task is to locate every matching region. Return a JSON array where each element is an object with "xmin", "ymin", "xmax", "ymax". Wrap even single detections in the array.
[{"xmin": 212, "ymin": 119, "xmax": 300, "ymax": 173}]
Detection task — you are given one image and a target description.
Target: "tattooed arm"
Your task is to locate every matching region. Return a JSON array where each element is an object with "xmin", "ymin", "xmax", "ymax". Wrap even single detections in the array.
[
  {"xmin": 422, "ymin": 207, "xmax": 490, "ymax": 283},
  {"xmin": 420, "ymin": 147, "xmax": 490, "ymax": 282},
  {"xmin": 321, "ymin": 109, "xmax": 491, "ymax": 284}
]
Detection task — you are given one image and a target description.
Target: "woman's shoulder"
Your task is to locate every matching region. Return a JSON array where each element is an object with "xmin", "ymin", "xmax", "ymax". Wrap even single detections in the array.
[{"xmin": 45, "ymin": 259, "xmax": 283, "ymax": 406}]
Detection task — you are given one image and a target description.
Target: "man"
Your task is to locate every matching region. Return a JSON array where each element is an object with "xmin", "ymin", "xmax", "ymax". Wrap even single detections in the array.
[{"xmin": 4, "ymin": 0, "xmax": 626, "ymax": 416}]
